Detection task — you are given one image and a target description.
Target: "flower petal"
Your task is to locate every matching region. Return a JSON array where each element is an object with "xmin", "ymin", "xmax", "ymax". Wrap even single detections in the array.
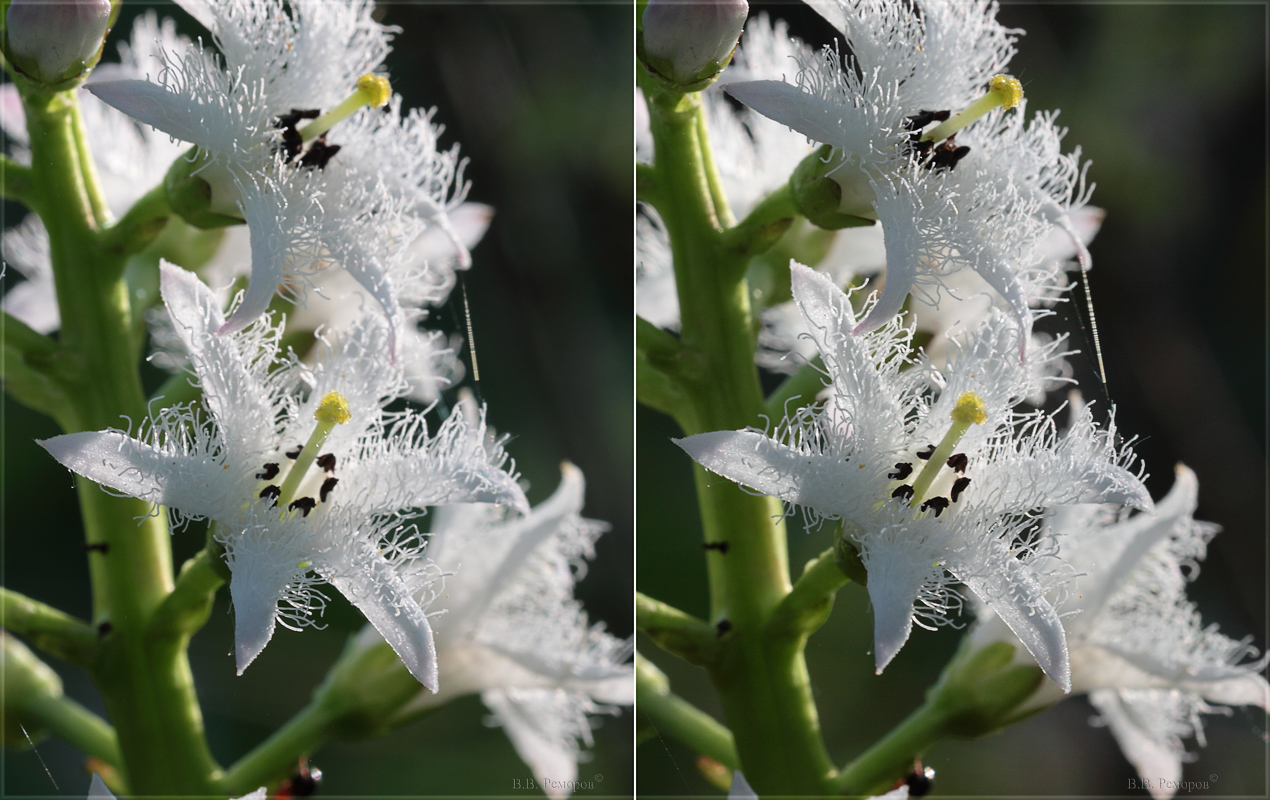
[
  {"xmin": 38, "ymin": 431, "xmax": 227, "ymax": 520},
  {"xmin": 85, "ymin": 80, "xmax": 210, "ymax": 148},
  {"xmin": 325, "ymin": 535, "xmax": 438, "ymax": 692},
  {"xmin": 676, "ymin": 430, "xmax": 854, "ymax": 519},
  {"xmin": 952, "ymin": 549, "xmax": 1071, "ymax": 692},
  {"xmin": 1087, "ymin": 690, "xmax": 1181, "ymax": 800},
  {"xmin": 482, "ymin": 689, "xmax": 581, "ymax": 799},
  {"xmin": 725, "ymin": 81, "xmax": 848, "ymax": 149}
]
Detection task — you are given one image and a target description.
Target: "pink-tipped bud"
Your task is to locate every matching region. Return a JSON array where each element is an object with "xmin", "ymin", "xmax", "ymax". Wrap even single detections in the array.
[
  {"xmin": 5, "ymin": 0, "xmax": 111, "ymax": 87},
  {"xmin": 641, "ymin": 0, "xmax": 748, "ymax": 89}
]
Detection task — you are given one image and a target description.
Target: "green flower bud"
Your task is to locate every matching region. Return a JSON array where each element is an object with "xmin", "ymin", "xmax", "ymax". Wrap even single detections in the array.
[
  {"xmin": 791, "ymin": 145, "xmax": 878, "ymax": 230},
  {"xmin": 929, "ymin": 638, "xmax": 1046, "ymax": 739},
  {"xmin": 164, "ymin": 148, "xmax": 245, "ymax": 230},
  {"xmin": 1, "ymin": 631, "xmax": 62, "ymax": 748},
  {"xmin": 640, "ymin": 0, "xmax": 747, "ymax": 91},
  {"xmin": 4, "ymin": 0, "xmax": 111, "ymax": 88}
]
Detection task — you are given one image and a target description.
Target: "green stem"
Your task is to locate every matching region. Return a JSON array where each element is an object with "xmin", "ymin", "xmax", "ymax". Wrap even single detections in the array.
[
  {"xmin": 717, "ymin": 183, "xmax": 797, "ymax": 262},
  {"xmin": 1, "ymin": 309, "xmax": 59, "ymax": 359},
  {"xmin": 832, "ymin": 700, "xmax": 953, "ymax": 796},
  {"xmin": 0, "ymin": 153, "xmax": 36, "ymax": 205},
  {"xmin": 764, "ymin": 356, "xmax": 827, "ymax": 420},
  {"xmin": 766, "ymin": 548, "xmax": 849, "ymax": 640},
  {"xmin": 218, "ymin": 702, "xmax": 339, "ymax": 794},
  {"xmin": 636, "ymin": 654, "xmax": 739, "ymax": 769},
  {"xmin": 695, "ymin": 109, "xmax": 734, "ymax": 229},
  {"xmin": 20, "ymin": 691, "xmax": 123, "ymax": 768},
  {"xmin": 645, "ymin": 70, "xmax": 835, "ymax": 794},
  {"xmin": 636, "ymin": 162, "xmax": 659, "ymax": 205},
  {"xmin": 147, "ymin": 549, "xmax": 224, "ymax": 641},
  {"xmin": 69, "ymin": 96, "xmax": 112, "ymax": 228},
  {"xmin": 25, "ymin": 84, "xmax": 218, "ymax": 793},
  {"xmin": 636, "ymin": 592, "xmax": 718, "ymax": 666},
  {"xmin": 0, "ymin": 587, "xmax": 99, "ymax": 665},
  {"xmin": 98, "ymin": 183, "xmax": 171, "ymax": 256}
]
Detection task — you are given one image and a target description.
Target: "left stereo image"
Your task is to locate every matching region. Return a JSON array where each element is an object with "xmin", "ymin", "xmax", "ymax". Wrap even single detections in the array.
[{"xmin": 0, "ymin": 1, "xmax": 633, "ymax": 796}]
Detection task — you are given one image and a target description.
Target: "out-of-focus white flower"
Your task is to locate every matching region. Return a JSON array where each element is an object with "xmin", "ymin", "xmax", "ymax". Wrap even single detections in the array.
[
  {"xmin": 41, "ymin": 264, "xmax": 527, "ymax": 689},
  {"xmin": 972, "ymin": 462, "xmax": 1270, "ymax": 799},
  {"xmin": 85, "ymin": 0, "xmax": 471, "ymax": 342},
  {"xmin": 384, "ymin": 458, "xmax": 632, "ymax": 798},
  {"xmin": 678, "ymin": 264, "xmax": 1150, "ymax": 688}
]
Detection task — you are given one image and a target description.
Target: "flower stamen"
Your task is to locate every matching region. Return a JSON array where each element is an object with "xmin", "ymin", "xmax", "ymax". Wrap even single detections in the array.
[
  {"xmin": 920, "ymin": 74, "xmax": 1023, "ymax": 143},
  {"xmin": 908, "ymin": 392, "xmax": 987, "ymax": 507},
  {"xmin": 298, "ymin": 74, "xmax": 392, "ymax": 143},
  {"xmin": 277, "ymin": 392, "xmax": 352, "ymax": 507}
]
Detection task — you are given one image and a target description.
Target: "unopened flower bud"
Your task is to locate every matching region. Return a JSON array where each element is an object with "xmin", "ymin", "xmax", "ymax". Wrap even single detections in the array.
[
  {"xmin": 5, "ymin": 0, "xmax": 112, "ymax": 88},
  {"xmin": 641, "ymin": 0, "xmax": 748, "ymax": 90}
]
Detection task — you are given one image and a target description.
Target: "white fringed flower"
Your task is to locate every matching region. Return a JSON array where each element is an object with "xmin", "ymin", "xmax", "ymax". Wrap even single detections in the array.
[
  {"xmin": 39, "ymin": 264, "xmax": 528, "ymax": 690},
  {"xmin": 725, "ymin": 0, "xmax": 1093, "ymax": 348},
  {"xmin": 971, "ymin": 464, "xmax": 1270, "ymax": 799},
  {"xmin": 84, "ymin": 0, "xmax": 471, "ymax": 341},
  {"xmin": 390, "ymin": 461, "xmax": 632, "ymax": 798},
  {"xmin": 678, "ymin": 264, "xmax": 1150, "ymax": 689}
]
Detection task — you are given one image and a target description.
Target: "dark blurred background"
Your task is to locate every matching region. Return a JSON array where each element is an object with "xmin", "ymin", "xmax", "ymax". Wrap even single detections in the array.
[
  {"xmin": 638, "ymin": 2, "xmax": 1267, "ymax": 796},
  {"xmin": 2, "ymin": 1, "xmax": 632, "ymax": 796}
]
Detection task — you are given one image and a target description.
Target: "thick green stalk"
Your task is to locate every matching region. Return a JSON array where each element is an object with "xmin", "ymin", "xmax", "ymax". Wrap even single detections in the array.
[
  {"xmin": 636, "ymin": 654, "xmax": 739, "ymax": 769},
  {"xmin": 20, "ymin": 691, "xmax": 123, "ymax": 767},
  {"xmin": 219, "ymin": 703, "xmax": 339, "ymax": 794},
  {"xmin": 24, "ymin": 85, "xmax": 218, "ymax": 793},
  {"xmin": 642, "ymin": 69, "xmax": 835, "ymax": 794},
  {"xmin": 0, "ymin": 587, "xmax": 99, "ymax": 665},
  {"xmin": 1, "ymin": 153, "xmax": 35, "ymax": 203},
  {"xmin": 832, "ymin": 698, "xmax": 953, "ymax": 796}
]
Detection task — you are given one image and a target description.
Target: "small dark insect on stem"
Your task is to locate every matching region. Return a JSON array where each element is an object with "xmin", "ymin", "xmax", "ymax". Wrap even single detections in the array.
[
  {"xmin": 702, "ymin": 541, "xmax": 729, "ymax": 554},
  {"xmin": 83, "ymin": 542, "xmax": 110, "ymax": 554}
]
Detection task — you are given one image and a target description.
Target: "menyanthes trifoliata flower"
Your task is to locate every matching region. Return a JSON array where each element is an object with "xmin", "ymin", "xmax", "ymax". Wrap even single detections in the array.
[
  {"xmin": 85, "ymin": 0, "xmax": 473, "ymax": 347},
  {"xmin": 724, "ymin": 0, "xmax": 1094, "ymax": 354},
  {"xmin": 678, "ymin": 264, "xmax": 1150, "ymax": 689},
  {"xmin": 40, "ymin": 263, "xmax": 528, "ymax": 690},
  {"xmin": 971, "ymin": 463, "xmax": 1270, "ymax": 799}
]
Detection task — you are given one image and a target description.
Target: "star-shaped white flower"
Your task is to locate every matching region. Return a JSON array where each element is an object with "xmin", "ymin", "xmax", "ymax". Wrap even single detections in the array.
[
  {"xmin": 84, "ymin": 0, "xmax": 471, "ymax": 343},
  {"xmin": 40, "ymin": 264, "xmax": 528, "ymax": 690},
  {"xmin": 724, "ymin": 0, "xmax": 1093, "ymax": 350},
  {"xmin": 678, "ymin": 264, "xmax": 1150, "ymax": 689},
  {"xmin": 972, "ymin": 463, "xmax": 1270, "ymax": 799},
  {"xmin": 379, "ymin": 461, "xmax": 632, "ymax": 798}
]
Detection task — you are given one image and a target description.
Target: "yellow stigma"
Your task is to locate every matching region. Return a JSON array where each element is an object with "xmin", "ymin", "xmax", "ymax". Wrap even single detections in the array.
[
  {"xmin": 298, "ymin": 75, "xmax": 393, "ymax": 143},
  {"xmin": 921, "ymin": 75, "xmax": 1025, "ymax": 143},
  {"xmin": 907, "ymin": 391, "xmax": 988, "ymax": 507},
  {"xmin": 988, "ymin": 74, "xmax": 1023, "ymax": 110},
  {"xmin": 315, "ymin": 392, "xmax": 352, "ymax": 425},
  {"xmin": 950, "ymin": 391, "xmax": 988, "ymax": 425},
  {"xmin": 357, "ymin": 73, "xmax": 392, "ymax": 108}
]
